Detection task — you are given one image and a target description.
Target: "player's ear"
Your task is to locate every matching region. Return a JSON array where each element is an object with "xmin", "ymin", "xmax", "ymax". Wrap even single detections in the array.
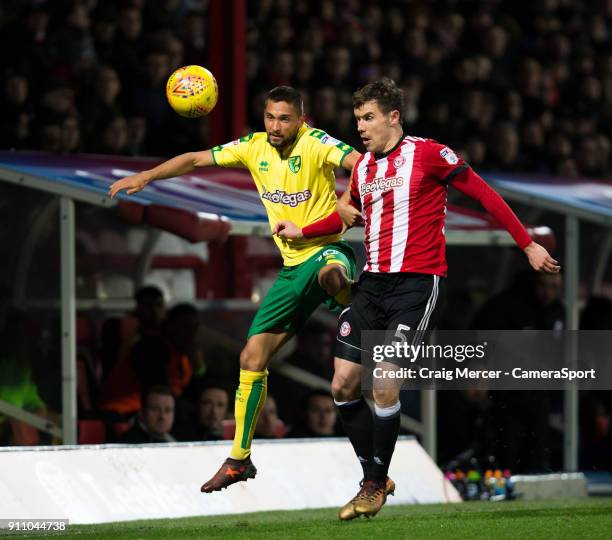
[{"xmin": 389, "ymin": 109, "xmax": 401, "ymax": 126}]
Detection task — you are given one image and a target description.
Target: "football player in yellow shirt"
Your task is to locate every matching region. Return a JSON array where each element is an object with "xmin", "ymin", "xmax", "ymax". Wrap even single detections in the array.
[{"xmin": 109, "ymin": 86, "xmax": 360, "ymax": 492}]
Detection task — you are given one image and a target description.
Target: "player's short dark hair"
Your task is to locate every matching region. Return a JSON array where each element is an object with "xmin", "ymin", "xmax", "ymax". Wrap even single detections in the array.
[
  {"xmin": 265, "ymin": 86, "xmax": 304, "ymax": 115},
  {"xmin": 352, "ymin": 78, "xmax": 404, "ymax": 120}
]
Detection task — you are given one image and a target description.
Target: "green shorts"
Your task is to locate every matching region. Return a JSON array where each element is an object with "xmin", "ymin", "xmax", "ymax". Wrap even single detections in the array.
[{"xmin": 247, "ymin": 241, "xmax": 356, "ymax": 339}]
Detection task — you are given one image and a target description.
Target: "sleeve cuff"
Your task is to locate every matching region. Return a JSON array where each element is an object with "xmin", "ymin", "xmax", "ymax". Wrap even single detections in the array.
[{"xmin": 338, "ymin": 147, "xmax": 354, "ymax": 168}]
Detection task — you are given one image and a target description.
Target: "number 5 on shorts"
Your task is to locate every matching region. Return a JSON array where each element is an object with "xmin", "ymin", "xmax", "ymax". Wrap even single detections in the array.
[{"xmin": 392, "ymin": 324, "xmax": 411, "ymax": 344}]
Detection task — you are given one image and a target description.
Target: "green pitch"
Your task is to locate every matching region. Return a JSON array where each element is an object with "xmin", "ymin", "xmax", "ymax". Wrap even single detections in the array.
[{"xmin": 5, "ymin": 498, "xmax": 611, "ymax": 539}]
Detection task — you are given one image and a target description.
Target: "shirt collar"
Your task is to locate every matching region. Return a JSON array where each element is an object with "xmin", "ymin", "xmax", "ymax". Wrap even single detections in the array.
[{"xmin": 374, "ymin": 133, "xmax": 404, "ymax": 160}]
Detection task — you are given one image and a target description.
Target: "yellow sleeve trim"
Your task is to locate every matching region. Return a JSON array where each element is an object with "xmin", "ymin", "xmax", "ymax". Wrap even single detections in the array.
[
  {"xmin": 338, "ymin": 147, "xmax": 353, "ymax": 167},
  {"xmin": 325, "ymin": 258, "xmax": 347, "ymax": 268}
]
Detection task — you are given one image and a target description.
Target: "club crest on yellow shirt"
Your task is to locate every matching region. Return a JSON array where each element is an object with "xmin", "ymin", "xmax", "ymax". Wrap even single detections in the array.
[{"xmin": 288, "ymin": 155, "xmax": 301, "ymax": 173}]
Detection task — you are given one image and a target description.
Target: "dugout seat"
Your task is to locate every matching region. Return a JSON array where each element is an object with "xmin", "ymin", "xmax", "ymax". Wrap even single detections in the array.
[
  {"xmin": 112, "ymin": 421, "xmax": 130, "ymax": 439},
  {"xmin": 78, "ymin": 419, "xmax": 107, "ymax": 444},
  {"xmin": 9, "ymin": 419, "xmax": 40, "ymax": 446}
]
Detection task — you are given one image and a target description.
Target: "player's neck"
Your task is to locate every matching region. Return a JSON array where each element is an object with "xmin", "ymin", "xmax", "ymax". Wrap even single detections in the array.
[
  {"xmin": 375, "ymin": 130, "xmax": 404, "ymax": 159},
  {"xmin": 270, "ymin": 126, "xmax": 303, "ymax": 157},
  {"xmin": 273, "ymin": 138, "xmax": 295, "ymax": 159}
]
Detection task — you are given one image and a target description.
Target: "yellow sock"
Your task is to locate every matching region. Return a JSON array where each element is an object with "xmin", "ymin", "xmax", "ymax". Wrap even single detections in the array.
[
  {"xmin": 334, "ymin": 282, "xmax": 353, "ymax": 307},
  {"xmin": 230, "ymin": 368, "xmax": 268, "ymax": 460}
]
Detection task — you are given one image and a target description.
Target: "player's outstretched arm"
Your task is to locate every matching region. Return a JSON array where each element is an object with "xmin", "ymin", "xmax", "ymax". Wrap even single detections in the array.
[
  {"xmin": 523, "ymin": 241, "xmax": 561, "ymax": 273},
  {"xmin": 451, "ymin": 166, "xmax": 561, "ymax": 273},
  {"xmin": 108, "ymin": 150, "xmax": 215, "ymax": 198}
]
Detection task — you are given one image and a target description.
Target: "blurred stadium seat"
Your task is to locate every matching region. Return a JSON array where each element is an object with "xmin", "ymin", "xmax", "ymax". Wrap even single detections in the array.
[{"xmin": 78, "ymin": 420, "xmax": 106, "ymax": 445}]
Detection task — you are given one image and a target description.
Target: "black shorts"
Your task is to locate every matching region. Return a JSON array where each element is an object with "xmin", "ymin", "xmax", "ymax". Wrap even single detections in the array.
[{"xmin": 335, "ymin": 271, "xmax": 446, "ymax": 364}]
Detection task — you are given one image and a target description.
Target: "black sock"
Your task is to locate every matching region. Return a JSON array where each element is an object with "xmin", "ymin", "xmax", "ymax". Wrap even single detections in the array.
[
  {"xmin": 335, "ymin": 397, "xmax": 374, "ymax": 478},
  {"xmin": 371, "ymin": 403, "xmax": 401, "ymax": 482}
]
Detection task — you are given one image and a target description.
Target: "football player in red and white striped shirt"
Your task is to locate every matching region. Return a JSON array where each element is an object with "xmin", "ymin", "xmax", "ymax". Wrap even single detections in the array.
[{"xmin": 275, "ymin": 78, "xmax": 559, "ymax": 519}]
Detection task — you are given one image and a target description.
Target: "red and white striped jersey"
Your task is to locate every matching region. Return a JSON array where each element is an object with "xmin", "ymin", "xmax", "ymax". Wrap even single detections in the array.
[{"xmin": 350, "ymin": 136, "xmax": 467, "ymax": 277}]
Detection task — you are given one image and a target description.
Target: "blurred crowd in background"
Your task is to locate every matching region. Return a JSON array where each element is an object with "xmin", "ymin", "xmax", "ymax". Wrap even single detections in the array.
[
  {"xmin": 2, "ymin": 277, "xmax": 611, "ymax": 473},
  {"xmin": 1, "ymin": 0, "xmax": 612, "ymax": 178},
  {"xmin": 1, "ymin": 0, "xmax": 611, "ymax": 473},
  {"xmin": 247, "ymin": 0, "xmax": 612, "ymax": 178},
  {"xmin": 0, "ymin": 0, "xmax": 211, "ymax": 157}
]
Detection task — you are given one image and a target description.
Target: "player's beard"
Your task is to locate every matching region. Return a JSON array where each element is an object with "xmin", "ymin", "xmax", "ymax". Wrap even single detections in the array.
[{"xmin": 267, "ymin": 129, "xmax": 298, "ymax": 150}]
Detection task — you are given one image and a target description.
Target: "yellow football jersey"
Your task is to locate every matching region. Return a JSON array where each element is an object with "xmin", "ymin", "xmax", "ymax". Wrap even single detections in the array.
[{"xmin": 211, "ymin": 124, "xmax": 354, "ymax": 266}]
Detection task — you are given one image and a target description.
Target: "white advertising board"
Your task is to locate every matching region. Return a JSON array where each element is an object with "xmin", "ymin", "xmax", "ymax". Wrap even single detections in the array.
[{"xmin": 0, "ymin": 438, "xmax": 460, "ymax": 524}]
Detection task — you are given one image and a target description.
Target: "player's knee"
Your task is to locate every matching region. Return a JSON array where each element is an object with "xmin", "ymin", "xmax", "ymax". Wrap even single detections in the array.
[
  {"xmin": 239, "ymin": 344, "xmax": 267, "ymax": 372},
  {"xmin": 331, "ymin": 375, "xmax": 360, "ymax": 402},
  {"xmin": 372, "ymin": 388, "xmax": 400, "ymax": 409},
  {"xmin": 319, "ymin": 266, "xmax": 349, "ymax": 297}
]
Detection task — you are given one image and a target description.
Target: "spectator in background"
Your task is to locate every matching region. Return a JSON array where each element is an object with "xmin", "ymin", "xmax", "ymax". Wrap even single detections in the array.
[
  {"xmin": 255, "ymin": 394, "xmax": 286, "ymax": 439},
  {"xmin": 96, "ymin": 115, "xmax": 129, "ymax": 155},
  {"xmin": 270, "ymin": 321, "xmax": 335, "ymax": 429},
  {"xmin": 127, "ymin": 302, "xmax": 198, "ymax": 411},
  {"xmin": 579, "ymin": 296, "xmax": 612, "ymax": 470},
  {"xmin": 80, "ymin": 65, "xmax": 123, "ymax": 148},
  {"xmin": 151, "ymin": 29, "xmax": 185, "ymax": 71},
  {"xmin": 50, "ymin": 1, "xmax": 97, "ymax": 81},
  {"xmin": 134, "ymin": 285, "xmax": 166, "ymax": 336},
  {"xmin": 98, "ymin": 285, "xmax": 167, "ymax": 416},
  {"xmin": 126, "ymin": 115, "xmax": 148, "ymax": 156},
  {"xmin": 37, "ymin": 83, "xmax": 77, "ymax": 127},
  {"xmin": 0, "ymin": 4, "xmax": 51, "ymax": 91},
  {"xmin": 472, "ymin": 270, "xmax": 564, "ymax": 332},
  {"xmin": 60, "ymin": 114, "xmax": 81, "ymax": 154},
  {"xmin": 485, "ymin": 122, "xmax": 520, "ymax": 170},
  {"xmin": 111, "ymin": 5, "xmax": 144, "ymax": 87},
  {"xmin": 178, "ymin": 384, "xmax": 229, "ymax": 442},
  {"xmin": 0, "ymin": 74, "xmax": 32, "ymax": 149},
  {"xmin": 470, "ymin": 270, "xmax": 564, "ymax": 472},
  {"xmin": 117, "ymin": 385, "xmax": 176, "ymax": 444},
  {"xmin": 286, "ymin": 320, "xmax": 335, "ymax": 380},
  {"xmin": 0, "ymin": 304, "xmax": 48, "ymax": 446},
  {"xmin": 128, "ymin": 49, "xmax": 171, "ymax": 155},
  {"xmin": 90, "ymin": 4, "xmax": 118, "ymax": 65},
  {"xmin": 289, "ymin": 390, "xmax": 338, "ymax": 438},
  {"xmin": 181, "ymin": 9, "xmax": 207, "ymax": 66}
]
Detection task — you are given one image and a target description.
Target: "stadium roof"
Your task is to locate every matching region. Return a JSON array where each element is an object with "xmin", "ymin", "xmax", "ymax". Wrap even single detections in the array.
[
  {"xmin": 487, "ymin": 173, "xmax": 612, "ymax": 227},
  {"xmin": 0, "ymin": 151, "xmax": 552, "ymax": 246}
]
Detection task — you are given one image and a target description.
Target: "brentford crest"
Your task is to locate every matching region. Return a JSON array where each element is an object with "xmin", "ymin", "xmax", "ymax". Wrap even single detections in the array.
[
  {"xmin": 340, "ymin": 321, "xmax": 351, "ymax": 337},
  {"xmin": 393, "ymin": 155, "xmax": 406, "ymax": 168}
]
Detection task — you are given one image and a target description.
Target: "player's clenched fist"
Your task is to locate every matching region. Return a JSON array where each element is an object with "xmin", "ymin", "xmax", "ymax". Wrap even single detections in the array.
[
  {"xmin": 338, "ymin": 203, "xmax": 362, "ymax": 227},
  {"xmin": 108, "ymin": 172, "xmax": 150, "ymax": 199},
  {"xmin": 272, "ymin": 220, "xmax": 303, "ymax": 239}
]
